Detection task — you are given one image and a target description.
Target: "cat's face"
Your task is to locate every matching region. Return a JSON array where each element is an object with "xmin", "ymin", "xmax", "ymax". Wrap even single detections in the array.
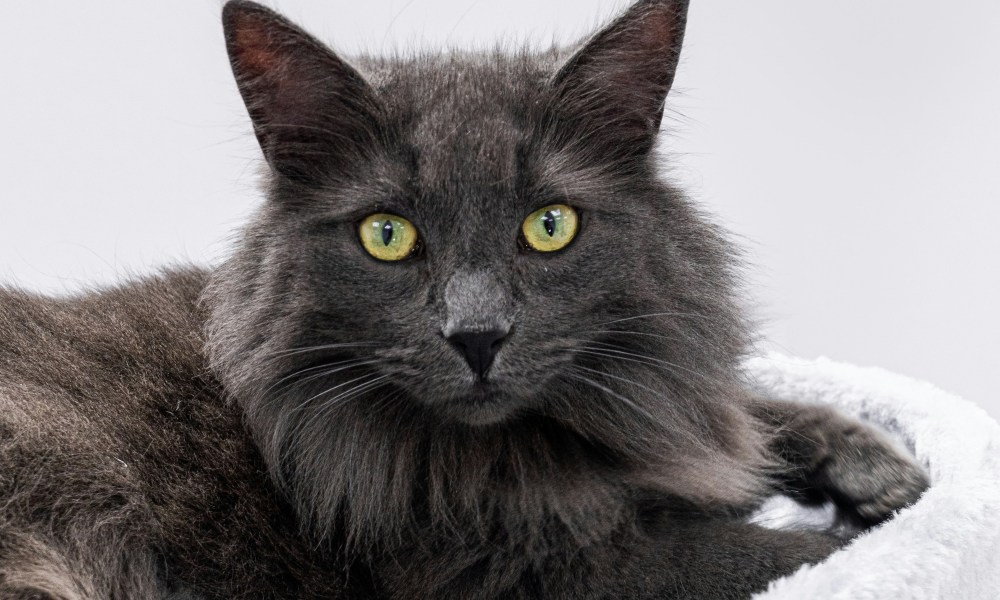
[
  {"xmin": 210, "ymin": 0, "xmax": 748, "ymax": 428},
  {"xmin": 256, "ymin": 57, "xmax": 697, "ymax": 426},
  {"xmin": 207, "ymin": 0, "xmax": 767, "ymax": 542}
]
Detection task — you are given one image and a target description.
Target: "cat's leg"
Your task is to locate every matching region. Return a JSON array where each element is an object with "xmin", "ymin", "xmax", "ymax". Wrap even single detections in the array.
[
  {"xmin": 380, "ymin": 517, "xmax": 840, "ymax": 600},
  {"xmin": 609, "ymin": 516, "xmax": 842, "ymax": 600},
  {"xmin": 750, "ymin": 397, "xmax": 930, "ymax": 525},
  {"xmin": 471, "ymin": 517, "xmax": 842, "ymax": 599}
]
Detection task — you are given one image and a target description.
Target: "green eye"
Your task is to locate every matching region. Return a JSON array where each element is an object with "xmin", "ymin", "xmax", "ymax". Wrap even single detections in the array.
[
  {"xmin": 359, "ymin": 213, "xmax": 420, "ymax": 261},
  {"xmin": 521, "ymin": 204, "xmax": 579, "ymax": 252}
]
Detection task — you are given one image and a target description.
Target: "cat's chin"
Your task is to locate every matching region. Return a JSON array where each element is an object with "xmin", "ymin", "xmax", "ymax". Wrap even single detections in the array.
[{"xmin": 431, "ymin": 384, "xmax": 528, "ymax": 427}]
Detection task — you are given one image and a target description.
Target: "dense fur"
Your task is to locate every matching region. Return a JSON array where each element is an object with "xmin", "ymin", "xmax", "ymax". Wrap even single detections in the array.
[
  {"xmin": 0, "ymin": 1, "xmax": 928, "ymax": 599},
  {"xmin": 208, "ymin": 1, "xmax": 771, "ymax": 549},
  {"xmin": 0, "ymin": 271, "xmax": 353, "ymax": 599}
]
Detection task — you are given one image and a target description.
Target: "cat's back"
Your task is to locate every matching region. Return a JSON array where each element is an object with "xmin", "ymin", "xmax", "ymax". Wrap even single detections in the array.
[
  {"xmin": 0, "ymin": 267, "xmax": 212, "ymax": 444},
  {"xmin": 0, "ymin": 268, "xmax": 340, "ymax": 599}
]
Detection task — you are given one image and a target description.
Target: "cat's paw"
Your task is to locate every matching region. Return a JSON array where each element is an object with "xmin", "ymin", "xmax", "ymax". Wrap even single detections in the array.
[{"xmin": 815, "ymin": 422, "xmax": 930, "ymax": 525}]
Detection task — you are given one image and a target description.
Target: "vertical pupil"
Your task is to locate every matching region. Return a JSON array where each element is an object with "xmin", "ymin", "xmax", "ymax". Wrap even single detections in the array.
[
  {"xmin": 542, "ymin": 211, "xmax": 556, "ymax": 237},
  {"xmin": 381, "ymin": 220, "xmax": 394, "ymax": 246}
]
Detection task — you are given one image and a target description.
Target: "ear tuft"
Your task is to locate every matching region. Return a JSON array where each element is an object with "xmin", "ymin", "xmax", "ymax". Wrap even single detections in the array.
[{"xmin": 549, "ymin": 0, "xmax": 690, "ymax": 163}]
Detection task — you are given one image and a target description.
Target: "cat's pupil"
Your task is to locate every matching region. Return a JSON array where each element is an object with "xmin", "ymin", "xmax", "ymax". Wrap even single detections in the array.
[
  {"xmin": 542, "ymin": 211, "xmax": 556, "ymax": 237},
  {"xmin": 381, "ymin": 221, "xmax": 394, "ymax": 246}
]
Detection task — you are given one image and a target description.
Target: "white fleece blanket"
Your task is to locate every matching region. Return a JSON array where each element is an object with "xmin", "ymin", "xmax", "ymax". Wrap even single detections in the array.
[{"xmin": 744, "ymin": 355, "xmax": 1000, "ymax": 600}]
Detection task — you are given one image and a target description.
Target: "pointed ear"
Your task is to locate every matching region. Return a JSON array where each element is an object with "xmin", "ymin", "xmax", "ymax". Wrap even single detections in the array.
[
  {"xmin": 549, "ymin": 0, "xmax": 689, "ymax": 162},
  {"xmin": 222, "ymin": 1, "xmax": 381, "ymax": 183}
]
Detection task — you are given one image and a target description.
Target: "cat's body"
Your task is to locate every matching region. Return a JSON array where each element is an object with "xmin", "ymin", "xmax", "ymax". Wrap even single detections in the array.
[
  {"xmin": 0, "ymin": 269, "xmax": 346, "ymax": 599},
  {"xmin": 0, "ymin": 269, "xmax": 847, "ymax": 599},
  {"xmin": 0, "ymin": 269, "xmax": 836, "ymax": 600},
  {"xmin": 0, "ymin": 1, "xmax": 928, "ymax": 598}
]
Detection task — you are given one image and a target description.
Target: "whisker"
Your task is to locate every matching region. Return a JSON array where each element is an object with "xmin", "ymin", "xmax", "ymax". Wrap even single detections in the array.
[
  {"xmin": 290, "ymin": 372, "xmax": 387, "ymax": 415},
  {"xmin": 570, "ymin": 364, "xmax": 713, "ymax": 447},
  {"xmin": 262, "ymin": 359, "xmax": 381, "ymax": 403},
  {"xmin": 369, "ymin": 389, "xmax": 405, "ymax": 415},
  {"xmin": 571, "ymin": 344, "xmax": 715, "ymax": 385},
  {"xmin": 593, "ymin": 311, "xmax": 708, "ymax": 328},
  {"xmin": 577, "ymin": 329, "xmax": 682, "ymax": 343},
  {"xmin": 258, "ymin": 342, "xmax": 378, "ymax": 364},
  {"xmin": 571, "ymin": 364, "xmax": 665, "ymax": 400},
  {"xmin": 563, "ymin": 370, "xmax": 658, "ymax": 425},
  {"xmin": 566, "ymin": 370, "xmax": 659, "ymax": 423},
  {"xmin": 297, "ymin": 376, "xmax": 393, "ymax": 433},
  {"xmin": 282, "ymin": 374, "xmax": 391, "ymax": 442},
  {"xmin": 263, "ymin": 358, "xmax": 372, "ymax": 390}
]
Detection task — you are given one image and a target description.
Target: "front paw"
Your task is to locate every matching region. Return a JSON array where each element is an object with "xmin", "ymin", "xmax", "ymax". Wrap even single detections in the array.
[{"xmin": 814, "ymin": 422, "xmax": 930, "ymax": 525}]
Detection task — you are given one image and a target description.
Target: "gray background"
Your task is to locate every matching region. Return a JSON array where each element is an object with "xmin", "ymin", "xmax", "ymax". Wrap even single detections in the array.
[{"xmin": 1, "ymin": 1, "xmax": 997, "ymax": 417}]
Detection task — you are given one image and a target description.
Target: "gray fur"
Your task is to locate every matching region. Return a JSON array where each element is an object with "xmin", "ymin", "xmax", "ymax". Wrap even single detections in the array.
[{"xmin": 0, "ymin": 1, "xmax": 927, "ymax": 598}]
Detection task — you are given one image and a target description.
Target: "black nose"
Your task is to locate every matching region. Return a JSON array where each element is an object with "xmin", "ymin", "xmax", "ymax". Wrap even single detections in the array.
[{"xmin": 447, "ymin": 329, "xmax": 507, "ymax": 380}]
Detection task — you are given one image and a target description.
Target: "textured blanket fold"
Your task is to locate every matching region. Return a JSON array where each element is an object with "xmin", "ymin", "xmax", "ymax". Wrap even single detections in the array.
[{"xmin": 746, "ymin": 355, "xmax": 1000, "ymax": 600}]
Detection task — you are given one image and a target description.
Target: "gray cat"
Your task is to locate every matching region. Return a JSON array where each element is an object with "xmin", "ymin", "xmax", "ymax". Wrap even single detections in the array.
[{"xmin": 0, "ymin": 1, "xmax": 928, "ymax": 598}]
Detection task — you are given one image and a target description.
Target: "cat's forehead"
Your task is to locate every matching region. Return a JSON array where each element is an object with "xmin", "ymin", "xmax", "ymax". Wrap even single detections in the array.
[
  {"xmin": 366, "ymin": 51, "xmax": 554, "ymax": 120},
  {"xmin": 364, "ymin": 52, "xmax": 555, "ymax": 194}
]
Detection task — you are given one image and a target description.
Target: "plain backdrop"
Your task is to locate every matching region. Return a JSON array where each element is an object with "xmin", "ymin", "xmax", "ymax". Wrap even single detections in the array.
[{"xmin": 1, "ymin": 1, "xmax": 997, "ymax": 417}]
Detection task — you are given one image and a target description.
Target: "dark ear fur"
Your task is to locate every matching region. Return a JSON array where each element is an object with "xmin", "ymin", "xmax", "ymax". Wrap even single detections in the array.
[
  {"xmin": 222, "ymin": 0, "xmax": 381, "ymax": 183},
  {"xmin": 550, "ymin": 0, "xmax": 689, "ymax": 162}
]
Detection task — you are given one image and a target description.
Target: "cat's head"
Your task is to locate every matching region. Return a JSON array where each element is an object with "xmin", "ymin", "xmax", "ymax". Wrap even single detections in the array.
[{"xmin": 207, "ymin": 0, "xmax": 766, "ymax": 544}]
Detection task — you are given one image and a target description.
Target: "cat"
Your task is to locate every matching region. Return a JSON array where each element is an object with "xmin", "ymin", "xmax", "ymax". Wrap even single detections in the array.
[{"xmin": 0, "ymin": 0, "xmax": 929, "ymax": 598}]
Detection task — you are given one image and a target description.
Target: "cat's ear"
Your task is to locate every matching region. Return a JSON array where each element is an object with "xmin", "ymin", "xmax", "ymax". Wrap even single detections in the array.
[
  {"xmin": 549, "ymin": 0, "xmax": 689, "ymax": 162},
  {"xmin": 222, "ymin": 1, "xmax": 381, "ymax": 183}
]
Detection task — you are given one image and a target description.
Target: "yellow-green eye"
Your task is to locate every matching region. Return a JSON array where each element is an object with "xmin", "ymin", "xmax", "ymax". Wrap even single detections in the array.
[
  {"xmin": 521, "ymin": 204, "xmax": 579, "ymax": 252},
  {"xmin": 359, "ymin": 213, "xmax": 420, "ymax": 261}
]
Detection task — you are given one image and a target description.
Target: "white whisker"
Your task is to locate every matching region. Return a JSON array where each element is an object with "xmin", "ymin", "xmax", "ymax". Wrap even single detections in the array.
[
  {"xmin": 564, "ymin": 370, "xmax": 657, "ymax": 425},
  {"xmin": 593, "ymin": 311, "xmax": 708, "ymax": 328}
]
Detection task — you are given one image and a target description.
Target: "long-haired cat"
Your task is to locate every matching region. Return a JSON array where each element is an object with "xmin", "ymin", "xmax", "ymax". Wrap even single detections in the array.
[{"xmin": 0, "ymin": 1, "xmax": 928, "ymax": 598}]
